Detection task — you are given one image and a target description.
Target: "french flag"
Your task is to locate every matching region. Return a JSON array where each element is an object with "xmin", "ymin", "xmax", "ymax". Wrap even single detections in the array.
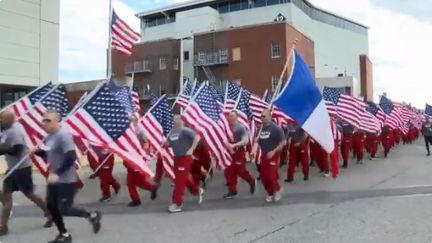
[{"xmin": 273, "ymin": 51, "xmax": 334, "ymax": 153}]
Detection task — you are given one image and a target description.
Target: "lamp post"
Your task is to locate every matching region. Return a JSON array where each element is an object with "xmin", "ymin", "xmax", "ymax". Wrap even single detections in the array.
[{"xmin": 179, "ymin": 36, "xmax": 192, "ymax": 92}]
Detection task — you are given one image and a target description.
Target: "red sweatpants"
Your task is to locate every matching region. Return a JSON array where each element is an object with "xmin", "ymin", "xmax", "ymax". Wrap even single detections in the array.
[
  {"xmin": 127, "ymin": 169, "xmax": 156, "ymax": 203},
  {"xmin": 259, "ymin": 152, "xmax": 281, "ymax": 196},
  {"xmin": 382, "ymin": 135, "xmax": 392, "ymax": 157},
  {"xmin": 341, "ymin": 136, "xmax": 352, "ymax": 167},
  {"xmin": 154, "ymin": 156, "xmax": 164, "ymax": 184},
  {"xmin": 172, "ymin": 155, "xmax": 199, "ymax": 206},
  {"xmin": 100, "ymin": 165, "xmax": 120, "ymax": 198},
  {"xmin": 287, "ymin": 142, "xmax": 309, "ymax": 180},
  {"xmin": 366, "ymin": 136, "xmax": 379, "ymax": 158},
  {"xmin": 316, "ymin": 146, "xmax": 329, "ymax": 173},
  {"xmin": 224, "ymin": 149, "xmax": 254, "ymax": 193},
  {"xmin": 353, "ymin": 135, "xmax": 365, "ymax": 162}
]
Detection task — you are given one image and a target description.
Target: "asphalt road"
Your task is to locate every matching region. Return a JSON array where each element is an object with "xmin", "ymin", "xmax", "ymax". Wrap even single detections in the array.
[{"xmin": 2, "ymin": 139, "xmax": 432, "ymax": 243}]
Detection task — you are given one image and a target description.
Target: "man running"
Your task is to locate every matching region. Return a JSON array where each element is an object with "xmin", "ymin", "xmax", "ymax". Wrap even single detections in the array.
[
  {"xmin": 0, "ymin": 110, "xmax": 52, "ymax": 236},
  {"xmin": 31, "ymin": 110, "xmax": 101, "ymax": 243}
]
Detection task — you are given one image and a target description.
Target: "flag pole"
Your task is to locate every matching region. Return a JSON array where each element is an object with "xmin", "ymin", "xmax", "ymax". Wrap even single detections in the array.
[
  {"xmin": 270, "ymin": 38, "xmax": 298, "ymax": 105},
  {"xmin": 107, "ymin": 0, "xmax": 113, "ymax": 79}
]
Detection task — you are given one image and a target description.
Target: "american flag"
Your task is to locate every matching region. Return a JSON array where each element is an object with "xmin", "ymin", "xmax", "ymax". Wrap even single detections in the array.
[
  {"xmin": 249, "ymin": 93, "xmax": 270, "ymax": 123},
  {"xmin": 139, "ymin": 95, "xmax": 175, "ymax": 180},
  {"xmin": 262, "ymin": 89, "xmax": 272, "ymax": 104},
  {"xmin": 144, "ymin": 88, "xmax": 158, "ymax": 106},
  {"xmin": 234, "ymin": 89, "xmax": 253, "ymax": 130},
  {"xmin": 208, "ymin": 81, "xmax": 224, "ymax": 104},
  {"xmin": 17, "ymin": 84, "xmax": 70, "ymax": 175},
  {"xmin": 131, "ymin": 87, "xmax": 141, "ymax": 112},
  {"xmin": 425, "ymin": 104, "xmax": 432, "ymax": 117},
  {"xmin": 111, "ymin": 10, "xmax": 141, "ymax": 56},
  {"xmin": 379, "ymin": 96, "xmax": 402, "ymax": 130},
  {"xmin": 224, "ymin": 81, "xmax": 241, "ymax": 110},
  {"xmin": 182, "ymin": 83, "xmax": 232, "ymax": 170},
  {"xmin": 2, "ymin": 82, "xmax": 53, "ymax": 118},
  {"xmin": 64, "ymin": 84, "xmax": 153, "ymax": 177},
  {"xmin": 174, "ymin": 80, "xmax": 194, "ymax": 108},
  {"xmin": 323, "ymin": 87, "xmax": 364, "ymax": 128},
  {"xmin": 19, "ymin": 84, "xmax": 69, "ymax": 141}
]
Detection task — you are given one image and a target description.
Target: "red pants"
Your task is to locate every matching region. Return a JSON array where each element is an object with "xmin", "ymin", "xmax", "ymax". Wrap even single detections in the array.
[
  {"xmin": 316, "ymin": 146, "xmax": 329, "ymax": 173},
  {"xmin": 287, "ymin": 142, "xmax": 309, "ymax": 180},
  {"xmin": 191, "ymin": 155, "xmax": 211, "ymax": 185},
  {"xmin": 259, "ymin": 152, "xmax": 281, "ymax": 196},
  {"xmin": 366, "ymin": 136, "xmax": 379, "ymax": 158},
  {"xmin": 353, "ymin": 135, "xmax": 365, "ymax": 162},
  {"xmin": 127, "ymin": 169, "xmax": 156, "ymax": 203},
  {"xmin": 172, "ymin": 156, "xmax": 199, "ymax": 206},
  {"xmin": 309, "ymin": 141, "xmax": 320, "ymax": 164},
  {"xmin": 99, "ymin": 165, "xmax": 120, "ymax": 198},
  {"xmin": 154, "ymin": 157, "xmax": 164, "ymax": 184},
  {"xmin": 280, "ymin": 144, "xmax": 289, "ymax": 165},
  {"xmin": 382, "ymin": 135, "xmax": 393, "ymax": 157},
  {"xmin": 341, "ymin": 136, "xmax": 352, "ymax": 166},
  {"xmin": 224, "ymin": 149, "xmax": 254, "ymax": 193}
]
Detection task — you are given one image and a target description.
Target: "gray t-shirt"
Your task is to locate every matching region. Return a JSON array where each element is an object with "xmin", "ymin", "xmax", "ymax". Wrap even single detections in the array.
[
  {"xmin": 45, "ymin": 127, "xmax": 77, "ymax": 183},
  {"xmin": 1, "ymin": 123, "xmax": 31, "ymax": 170},
  {"xmin": 258, "ymin": 122, "xmax": 284, "ymax": 153},
  {"xmin": 168, "ymin": 127, "xmax": 196, "ymax": 157},
  {"xmin": 233, "ymin": 122, "xmax": 248, "ymax": 143}
]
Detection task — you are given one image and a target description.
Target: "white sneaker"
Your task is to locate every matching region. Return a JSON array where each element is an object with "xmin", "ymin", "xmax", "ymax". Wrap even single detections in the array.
[
  {"xmin": 323, "ymin": 173, "xmax": 330, "ymax": 177},
  {"xmin": 274, "ymin": 190, "xmax": 282, "ymax": 202},
  {"xmin": 265, "ymin": 196, "xmax": 274, "ymax": 203},
  {"xmin": 198, "ymin": 187, "xmax": 204, "ymax": 204},
  {"xmin": 168, "ymin": 204, "xmax": 182, "ymax": 213}
]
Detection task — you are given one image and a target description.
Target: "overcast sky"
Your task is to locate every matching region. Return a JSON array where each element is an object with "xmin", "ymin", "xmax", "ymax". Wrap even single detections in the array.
[{"xmin": 59, "ymin": 0, "xmax": 432, "ymax": 107}]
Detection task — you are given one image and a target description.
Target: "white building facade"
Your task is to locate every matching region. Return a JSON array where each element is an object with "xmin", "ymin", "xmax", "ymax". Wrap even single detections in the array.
[{"xmin": 0, "ymin": 0, "xmax": 59, "ymax": 105}]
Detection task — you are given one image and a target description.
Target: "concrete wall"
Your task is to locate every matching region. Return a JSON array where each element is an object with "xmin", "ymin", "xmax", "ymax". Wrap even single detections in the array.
[
  {"xmin": 316, "ymin": 76, "xmax": 360, "ymax": 97},
  {"xmin": 0, "ymin": 0, "xmax": 59, "ymax": 87}
]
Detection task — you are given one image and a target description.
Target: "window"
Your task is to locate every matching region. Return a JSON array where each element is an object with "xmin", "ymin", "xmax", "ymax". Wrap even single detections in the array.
[
  {"xmin": 232, "ymin": 47, "xmax": 241, "ymax": 61},
  {"xmin": 271, "ymin": 42, "xmax": 281, "ymax": 58},
  {"xmin": 240, "ymin": 0, "xmax": 250, "ymax": 9},
  {"xmin": 173, "ymin": 58, "xmax": 179, "ymax": 70},
  {"xmin": 271, "ymin": 75, "xmax": 279, "ymax": 91},
  {"xmin": 184, "ymin": 51, "xmax": 189, "ymax": 61},
  {"xmin": 254, "ymin": 0, "xmax": 266, "ymax": 8},
  {"xmin": 143, "ymin": 60, "xmax": 151, "ymax": 71},
  {"xmin": 233, "ymin": 79, "xmax": 242, "ymax": 85},
  {"xmin": 159, "ymin": 57, "xmax": 167, "ymax": 70},
  {"xmin": 219, "ymin": 2, "xmax": 229, "ymax": 13},
  {"xmin": 230, "ymin": 0, "xmax": 241, "ymax": 11},
  {"xmin": 267, "ymin": 0, "xmax": 280, "ymax": 5}
]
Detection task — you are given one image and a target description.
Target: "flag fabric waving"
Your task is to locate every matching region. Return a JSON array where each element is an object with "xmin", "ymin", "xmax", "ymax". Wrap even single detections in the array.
[
  {"xmin": 323, "ymin": 87, "xmax": 364, "ymax": 129},
  {"xmin": 2, "ymin": 82, "xmax": 53, "ymax": 118},
  {"xmin": 182, "ymin": 83, "xmax": 232, "ymax": 170},
  {"xmin": 273, "ymin": 51, "xmax": 334, "ymax": 153},
  {"xmin": 379, "ymin": 96, "xmax": 401, "ymax": 130},
  {"xmin": 139, "ymin": 95, "xmax": 175, "ymax": 180},
  {"xmin": 175, "ymin": 80, "xmax": 194, "ymax": 108},
  {"xmin": 111, "ymin": 10, "xmax": 141, "ymax": 56},
  {"xmin": 224, "ymin": 81, "xmax": 241, "ymax": 110},
  {"xmin": 64, "ymin": 84, "xmax": 153, "ymax": 177},
  {"xmin": 425, "ymin": 104, "xmax": 432, "ymax": 117}
]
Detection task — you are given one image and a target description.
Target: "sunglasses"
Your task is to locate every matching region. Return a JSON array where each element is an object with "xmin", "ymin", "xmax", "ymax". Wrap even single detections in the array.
[{"xmin": 42, "ymin": 119, "xmax": 52, "ymax": 123}]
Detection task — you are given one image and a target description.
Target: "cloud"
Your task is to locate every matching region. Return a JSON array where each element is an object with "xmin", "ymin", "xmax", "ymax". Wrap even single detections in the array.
[
  {"xmin": 310, "ymin": 0, "xmax": 432, "ymax": 107},
  {"xmin": 59, "ymin": 0, "xmax": 140, "ymax": 83}
]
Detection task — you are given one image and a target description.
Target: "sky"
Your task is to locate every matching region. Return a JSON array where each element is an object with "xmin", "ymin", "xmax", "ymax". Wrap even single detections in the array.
[{"xmin": 59, "ymin": 0, "xmax": 432, "ymax": 107}]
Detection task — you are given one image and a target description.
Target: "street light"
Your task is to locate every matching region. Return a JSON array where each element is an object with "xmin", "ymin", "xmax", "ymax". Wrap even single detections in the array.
[{"xmin": 179, "ymin": 36, "xmax": 192, "ymax": 92}]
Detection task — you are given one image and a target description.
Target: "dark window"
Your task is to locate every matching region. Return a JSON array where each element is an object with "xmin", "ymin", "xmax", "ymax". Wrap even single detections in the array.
[
  {"xmin": 219, "ymin": 2, "xmax": 229, "ymax": 13},
  {"xmin": 240, "ymin": 0, "xmax": 250, "ymax": 9},
  {"xmin": 254, "ymin": 0, "xmax": 266, "ymax": 8},
  {"xmin": 230, "ymin": 0, "xmax": 241, "ymax": 11},
  {"xmin": 184, "ymin": 51, "xmax": 189, "ymax": 61},
  {"xmin": 267, "ymin": 0, "xmax": 280, "ymax": 5}
]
